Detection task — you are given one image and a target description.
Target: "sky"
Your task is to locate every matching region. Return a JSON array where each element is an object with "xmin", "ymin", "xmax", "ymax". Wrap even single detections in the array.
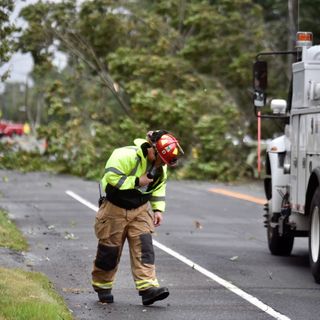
[{"xmin": 0, "ymin": 0, "xmax": 67, "ymax": 88}]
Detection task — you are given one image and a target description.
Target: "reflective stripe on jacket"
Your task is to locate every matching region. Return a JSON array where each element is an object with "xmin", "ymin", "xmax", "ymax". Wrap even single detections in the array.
[{"xmin": 101, "ymin": 138, "xmax": 167, "ymax": 212}]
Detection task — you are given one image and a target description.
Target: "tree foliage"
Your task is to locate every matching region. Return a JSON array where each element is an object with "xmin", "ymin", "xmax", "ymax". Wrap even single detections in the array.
[
  {"xmin": 0, "ymin": 0, "xmax": 17, "ymax": 81},
  {"xmin": 2, "ymin": 0, "xmax": 320, "ymax": 181}
]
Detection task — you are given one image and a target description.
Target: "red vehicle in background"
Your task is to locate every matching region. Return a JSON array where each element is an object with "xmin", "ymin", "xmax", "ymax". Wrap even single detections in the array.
[{"xmin": 0, "ymin": 121, "xmax": 27, "ymax": 137}]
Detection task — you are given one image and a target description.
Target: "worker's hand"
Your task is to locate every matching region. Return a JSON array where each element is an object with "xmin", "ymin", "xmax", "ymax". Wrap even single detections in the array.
[
  {"xmin": 153, "ymin": 211, "xmax": 163, "ymax": 227},
  {"xmin": 139, "ymin": 173, "xmax": 153, "ymax": 187}
]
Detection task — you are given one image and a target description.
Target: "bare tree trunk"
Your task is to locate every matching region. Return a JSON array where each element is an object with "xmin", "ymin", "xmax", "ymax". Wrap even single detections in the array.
[
  {"xmin": 24, "ymin": 79, "xmax": 36, "ymax": 134},
  {"xmin": 35, "ymin": 94, "xmax": 43, "ymax": 130},
  {"xmin": 178, "ymin": 0, "xmax": 186, "ymax": 35}
]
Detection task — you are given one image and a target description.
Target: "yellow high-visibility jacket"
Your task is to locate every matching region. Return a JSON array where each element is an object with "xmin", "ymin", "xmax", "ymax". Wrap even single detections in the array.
[{"xmin": 101, "ymin": 138, "xmax": 167, "ymax": 212}]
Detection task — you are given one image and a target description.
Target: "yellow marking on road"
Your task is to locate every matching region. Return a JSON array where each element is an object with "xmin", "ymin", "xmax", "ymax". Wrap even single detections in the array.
[{"xmin": 209, "ymin": 188, "xmax": 266, "ymax": 205}]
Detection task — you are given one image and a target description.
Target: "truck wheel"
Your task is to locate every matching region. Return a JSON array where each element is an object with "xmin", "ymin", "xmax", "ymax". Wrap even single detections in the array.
[
  {"xmin": 309, "ymin": 188, "xmax": 320, "ymax": 283},
  {"xmin": 267, "ymin": 215, "xmax": 294, "ymax": 256}
]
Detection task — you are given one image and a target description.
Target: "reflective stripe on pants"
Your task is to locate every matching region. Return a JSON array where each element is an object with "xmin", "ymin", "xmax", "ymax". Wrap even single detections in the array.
[
  {"xmin": 135, "ymin": 279, "xmax": 159, "ymax": 290},
  {"xmin": 92, "ymin": 280, "xmax": 113, "ymax": 290}
]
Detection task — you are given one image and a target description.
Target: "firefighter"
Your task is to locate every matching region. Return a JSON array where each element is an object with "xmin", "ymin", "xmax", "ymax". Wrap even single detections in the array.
[{"xmin": 92, "ymin": 130, "xmax": 183, "ymax": 305}]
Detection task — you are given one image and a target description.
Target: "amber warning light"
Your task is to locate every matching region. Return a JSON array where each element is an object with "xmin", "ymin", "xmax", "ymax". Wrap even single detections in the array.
[{"xmin": 296, "ymin": 31, "xmax": 313, "ymax": 47}]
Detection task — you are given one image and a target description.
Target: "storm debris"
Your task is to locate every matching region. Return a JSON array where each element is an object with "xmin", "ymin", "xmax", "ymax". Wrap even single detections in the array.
[
  {"xmin": 64, "ymin": 232, "xmax": 78, "ymax": 240},
  {"xmin": 63, "ymin": 287, "xmax": 87, "ymax": 294},
  {"xmin": 194, "ymin": 220, "xmax": 203, "ymax": 229}
]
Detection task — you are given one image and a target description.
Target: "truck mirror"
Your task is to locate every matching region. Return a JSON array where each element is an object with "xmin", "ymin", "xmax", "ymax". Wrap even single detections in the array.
[
  {"xmin": 253, "ymin": 61, "xmax": 268, "ymax": 108},
  {"xmin": 253, "ymin": 90, "xmax": 266, "ymax": 108},
  {"xmin": 253, "ymin": 61, "xmax": 268, "ymax": 91}
]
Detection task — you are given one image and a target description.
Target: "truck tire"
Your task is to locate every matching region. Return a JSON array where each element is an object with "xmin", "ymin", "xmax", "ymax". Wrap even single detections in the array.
[
  {"xmin": 309, "ymin": 187, "xmax": 320, "ymax": 283},
  {"xmin": 267, "ymin": 215, "xmax": 294, "ymax": 256}
]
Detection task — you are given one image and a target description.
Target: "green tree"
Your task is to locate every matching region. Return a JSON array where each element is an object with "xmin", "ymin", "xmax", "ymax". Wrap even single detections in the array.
[
  {"xmin": 0, "ymin": 82, "xmax": 26, "ymax": 121},
  {"xmin": 0, "ymin": 0, "xmax": 17, "ymax": 81},
  {"xmin": 7, "ymin": 0, "xmax": 269, "ymax": 180}
]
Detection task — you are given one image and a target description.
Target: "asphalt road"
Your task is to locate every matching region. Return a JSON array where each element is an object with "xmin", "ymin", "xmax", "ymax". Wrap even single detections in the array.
[{"xmin": 0, "ymin": 169, "xmax": 319, "ymax": 320}]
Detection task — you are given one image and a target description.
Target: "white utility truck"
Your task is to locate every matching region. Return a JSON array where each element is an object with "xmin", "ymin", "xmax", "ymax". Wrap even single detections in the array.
[{"xmin": 253, "ymin": 32, "xmax": 320, "ymax": 283}]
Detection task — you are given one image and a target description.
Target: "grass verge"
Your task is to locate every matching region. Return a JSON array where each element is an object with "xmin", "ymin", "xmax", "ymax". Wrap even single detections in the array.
[
  {"xmin": 0, "ymin": 267, "xmax": 73, "ymax": 320},
  {"xmin": 0, "ymin": 209, "xmax": 73, "ymax": 320},
  {"xmin": 0, "ymin": 209, "xmax": 28, "ymax": 251}
]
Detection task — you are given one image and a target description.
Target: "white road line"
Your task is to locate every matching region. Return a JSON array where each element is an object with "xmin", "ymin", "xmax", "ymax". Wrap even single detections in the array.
[
  {"xmin": 66, "ymin": 190, "xmax": 99, "ymax": 212},
  {"xmin": 65, "ymin": 190, "xmax": 290, "ymax": 320}
]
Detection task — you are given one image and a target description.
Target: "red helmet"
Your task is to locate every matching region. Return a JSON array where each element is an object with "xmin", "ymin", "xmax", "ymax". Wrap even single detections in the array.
[{"xmin": 153, "ymin": 132, "xmax": 184, "ymax": 166}]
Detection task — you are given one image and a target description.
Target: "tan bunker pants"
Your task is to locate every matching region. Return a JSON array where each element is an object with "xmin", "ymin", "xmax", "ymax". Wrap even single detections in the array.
[{"xmin": 91, "ymin": 200, "xmax": 159, "ymax": 292}]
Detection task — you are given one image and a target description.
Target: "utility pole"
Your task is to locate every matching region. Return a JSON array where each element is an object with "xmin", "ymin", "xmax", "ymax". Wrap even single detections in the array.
[{"xmin": 287, "ymin": 0, "xmax": 298, "ymax": 74}]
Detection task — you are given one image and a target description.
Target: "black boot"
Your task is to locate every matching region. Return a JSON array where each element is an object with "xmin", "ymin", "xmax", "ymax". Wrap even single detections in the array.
[
  {"xmin": 139, "ymin": 287, "xmax": 169, "ymax": 306},
  {"xmin": 97, "ymin": 289, "xmax": 114, "ymax": 303}
]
